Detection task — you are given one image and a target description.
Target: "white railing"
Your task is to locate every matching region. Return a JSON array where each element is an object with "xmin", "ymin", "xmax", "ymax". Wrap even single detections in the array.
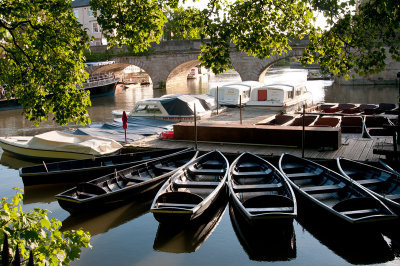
[{"xmin": 77, "ymin": 77, "xmax": 119, "ymax": 89}]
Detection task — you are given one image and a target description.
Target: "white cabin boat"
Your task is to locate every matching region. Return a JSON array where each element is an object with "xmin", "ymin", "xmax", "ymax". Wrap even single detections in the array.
[
  {"xmin": 0, "ymin": 131, "xmax": 122, "ymax": 160},
  {"xmin": 208, "ymin": 82, "xmax": 253, "ymax": 106},
  {"xmin": 112, "ymin": 94, "xmax": 218, "ymax": 122},
  {"xmin": 246, "ymin": 82, "xmax": 312, "ymax": 111}
]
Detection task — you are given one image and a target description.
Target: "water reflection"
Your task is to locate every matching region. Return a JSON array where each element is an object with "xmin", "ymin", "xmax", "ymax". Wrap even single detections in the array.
[
  {"xmin": 229, "ymin": 203, "xmax": 296, "ymax": 261},
  {"xmin": 297, "ymin": 214, "xmax": 394, "ymax": 264},
  {"xmin": 325, "ymin": 83, "xmax": 398, "ymax": 104},
  {"xmin": 0, "ymin": 151, "xmax": 37, "ymax": 169},
  {"xmin": 153, "ymin": 189, "xmax": 228, "ymax": 253},
  {"xmin": 23, "ymin": 183, "xmax": 75, "ymax": 204},
  {"xmin": 61, "ymin": 199, "xmax": 152, "ymax": 236}
]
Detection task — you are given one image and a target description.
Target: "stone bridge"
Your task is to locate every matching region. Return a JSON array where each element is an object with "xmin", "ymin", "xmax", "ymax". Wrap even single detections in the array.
[{"xmin": 86, "ymin": 39, "xmax": 307, "ymax": 88}]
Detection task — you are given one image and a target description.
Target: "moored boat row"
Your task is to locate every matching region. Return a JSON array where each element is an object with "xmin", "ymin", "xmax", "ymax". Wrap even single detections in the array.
[
  {"xmin": 259, "ymin": 111, "xmax": 395, "ymax": 140},
  {"xmin": 55, "ymin": 148, "xmax": 199, "ymax": 214},
  {"xmin": 15, "ymin": 147, "xmax": 399, "ymax": 230},
  {"xmin": 14, "ymin": 149, "xmax": 400, "ymax": 229}
]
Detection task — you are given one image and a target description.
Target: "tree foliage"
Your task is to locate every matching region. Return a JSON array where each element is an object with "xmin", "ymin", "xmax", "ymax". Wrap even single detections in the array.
[
  {"xmin": 90, "ymin": 0, "xmax": 171, "ymax": 52},
  {"xmin": 302, "ymin": 0, "xmax": 400, "ymax": 78},
  {"xmin": 162, "ymin": 7, "xmax": 203, "ymax": 40},
  {"xmin": 1, "ymin": 0, "xmax": 399, "ymax": 125},
  {"xmin": 93, "ymin": 0, "xmax": 399, "ymax": 77},
  {"xmin": 0, "ymin": 189, "xmax": 91, "ymax": 265},
  {"xmin": 0, "ymin": 0, "xmax": 92, "ymax": 125}
]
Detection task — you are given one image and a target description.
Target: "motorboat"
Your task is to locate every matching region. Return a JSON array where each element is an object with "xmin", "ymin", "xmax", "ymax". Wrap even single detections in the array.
[
  {"xmin": 208, "ymin": 83, "xmax": 252, "ymax": 106},
  {"xmin": 0, "ymin": 131, "xmax": 122, "ymax": 160},
  {"xmin": 246, "ymin": 82, "xmax": 312, "ymax": 112},
  {"xmin": 112, "ymin": 95, "xmax": 214, "ymax": 122}
]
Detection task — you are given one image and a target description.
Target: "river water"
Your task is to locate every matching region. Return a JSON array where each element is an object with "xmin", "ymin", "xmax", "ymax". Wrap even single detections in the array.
[{"xmin": 0, "ymin": 68, "xmax": 399, "ymax": 265}]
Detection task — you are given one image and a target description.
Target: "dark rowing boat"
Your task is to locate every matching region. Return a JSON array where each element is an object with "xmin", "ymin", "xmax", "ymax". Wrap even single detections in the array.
[
  {"xmin": 364, "ymin": 116, "xmax": 394, "ymax": 138},
  {"xmin": 55, "ymin": 149, "xmax": 198, "ymax": 214},
  {"xmin": 228, "ymin": 152, "xmax": 296, "ymax": 226},
  {"xmin": 20, "ymin": 147, "xmax": 188, "ymax": 186},
  {"xmin": 150, "ymin": 150, "xmax": 229, "ymax": 224},
  {"xmin": 340, "ymin": 116, "xmax": 365, "ymax": 138},
  {"xmin": 229, "ymin": 204, "xmax": 297, "ymax": 261},
  {"xmin": 153, "ymin": 190, "xmax": 228, "ymax": 253},
  {"xmin": 279, "ymin": 153, "xmax": 397, "ymax": 225},
  {"xmin": 337, "ymin": 157, "xmax": 400, "ymax": 214},
  {"xmin": 378, "ymin": 159, "xmax": 400, "ymax": 176}
]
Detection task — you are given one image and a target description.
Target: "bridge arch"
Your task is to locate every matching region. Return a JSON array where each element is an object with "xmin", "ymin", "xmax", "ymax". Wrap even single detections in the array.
[
  {"xmin": 166, "ymin": 59, "xmax": 201, "ymax": 92},
  {"xmin": 110, "ymin": 53, "xmax": 200, "ymax": 88}
]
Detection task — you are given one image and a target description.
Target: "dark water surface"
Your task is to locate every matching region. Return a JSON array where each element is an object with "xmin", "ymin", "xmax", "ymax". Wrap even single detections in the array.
[{"xmin": 0, "ymin": 69, "xmax": 399, "ymax": 265}]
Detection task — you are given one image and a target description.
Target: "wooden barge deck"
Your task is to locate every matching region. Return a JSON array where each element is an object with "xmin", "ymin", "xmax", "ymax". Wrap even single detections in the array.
[
  {"xmin": 124, "ymin": 134, "xmax": 391, "ymax": 162},
  {"xmin": 123, "ymin": 107, "xmax": 397, "ymax": 162}
]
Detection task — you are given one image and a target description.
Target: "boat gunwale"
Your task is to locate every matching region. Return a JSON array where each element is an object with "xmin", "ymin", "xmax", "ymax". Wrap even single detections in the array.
[{"xmin": 18, "ymin": 147, "xmax": 189, "ymax": 177}]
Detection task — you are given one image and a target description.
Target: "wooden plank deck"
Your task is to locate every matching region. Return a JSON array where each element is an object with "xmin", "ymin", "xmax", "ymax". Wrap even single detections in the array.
[
  {"xmin": 122, "ymin": 108, "xmax": 395, "ymax": 162},
  {"xmin": 123, "ymin": 135, "xmax": 389, "ymax": 162}
]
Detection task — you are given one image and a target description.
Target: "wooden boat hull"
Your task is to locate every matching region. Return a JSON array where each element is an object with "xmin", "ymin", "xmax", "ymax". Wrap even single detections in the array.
[
  {"xmin": 228, "ymin": 152, "xmax": 297, "ymax": 227},
  {"xmin": 153, "ymin": 188, "xmax": 228, "ymax": 253},
  {"xmin": 279, "ymin": 153, "xmax": 397, "ymax": 226},
  {"xmin": 151, "ymin": 150, "xmax": 229, "ymax": 224},
  {"xmin": 55, "ymin": 149, "xmax": 198, "ymax": 215},
  {"xmin": 364, "ymin": 116, "xmax": 394, "ymax": 138},
  {"xmin": 19, "ymin": 148, "xmax": 188, "ymax": 186},
  {"xmin": 337, "ymin": 158, "xmax": 400, "ymax": 214},
  {"xmin": 57, "ymin": 177, "xmax": 165, "ymax": 214}
]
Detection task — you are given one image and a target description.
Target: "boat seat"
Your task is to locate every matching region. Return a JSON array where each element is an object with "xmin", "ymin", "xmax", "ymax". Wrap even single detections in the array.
[
  {"xmin": 154, "ymin": 165, "xmax": 176, "ymax": 172},
  {"xmin": 103, "ymin": 160, "xmax": 114, "ymax": 166},
  {"xmin": 302, "ymin": 183, "xmax": 345, "ymax": 194},
  {"xmin": 174, "ymin": 180, "xmax": 220, "ymax": 188},
  {"xmin": 233, "ymin": 183, "xmax": 283, "ymax": 192},
  {"xmin": 340, "ymin": 208, "xmax": 379, "ymax": 216},
  {"xmin": 106, "ymin": 179, "xmax": 121, "ymax": 191},
  {"xmin": 237, "ymin": 162, "xmax": 260, "ymax": 171},
  {"xmin": 77, "ymin": 182, "xmax": 108, "ymax": 195},
  {"xmin": 283, "ymin": 164, "xmax": 304, "ymax": 171},
  {"xmin": 188, "ymin": 166, "xmax": 225, "ymax": 175},
  {"xmin": 127, "ymin": 175, "xmax": 151, "ymax": 183},
  {"xmin": 76, "ymin": 191, "xmax": 97, "ymax": 198},
  {"xmin": 344, "ymin": 169, "xmax": 362, "ymax": 176},
  {"xmin": 200, "ymin": 160, "xmax": 224, "ymax": 169},
  {"xmin": 356, "ymin": 178, "xmax": 385, "ymax": 186},
  {"xmin": 246, "ymin": 207, "xmax": 294, "ymax": 213},
  {"xmin": 385, "ymin": 194, "xmax": 400, "ymax": 201},
  {"xmin": 233, "ymin": 169, "xmax": 272, "ymax": 177},
  {"xmin": 286, "ymin": 172, "xmax": 320, "ymax": 180},
  {"xmin": 156, "ymin": 202, "xmax": 197, "ymax": 209}
]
